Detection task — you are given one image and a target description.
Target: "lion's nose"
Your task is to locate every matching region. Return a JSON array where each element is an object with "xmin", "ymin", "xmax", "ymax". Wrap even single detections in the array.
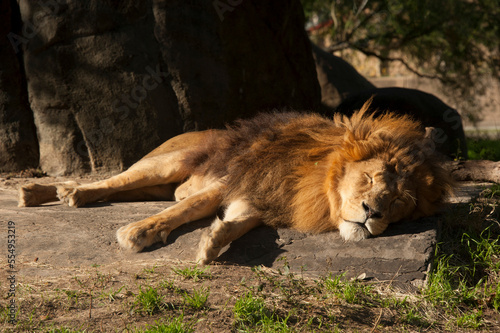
[{"xmin": 362, "ymin": 202, "xmax": 383, "ymax": 219}]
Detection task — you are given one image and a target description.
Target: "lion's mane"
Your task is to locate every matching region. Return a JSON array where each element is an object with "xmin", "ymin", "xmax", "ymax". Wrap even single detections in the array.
[{"xmin": 184, "ymin": 104, "xmax": 454, "ymax": 233}]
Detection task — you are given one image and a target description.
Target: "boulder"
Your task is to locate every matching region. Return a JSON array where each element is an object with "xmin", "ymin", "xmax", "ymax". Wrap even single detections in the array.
[
  {"xmin": 311, "ymin": 43, "xmax": 375, "ymax": 110},
  {"xmin": 0, "ymin": 0, "xmax": 39, "ymax": 172},
  {"xmin": 6, "ymin": 0, "xmax": 320, "ymax": 175},
  {"xmin": 335, "ymin": 87, "xmax": 468, "ymax": 159},
  {"xmin": 310, "ymin": 46, "xmax": 467, "ymax": 158}
]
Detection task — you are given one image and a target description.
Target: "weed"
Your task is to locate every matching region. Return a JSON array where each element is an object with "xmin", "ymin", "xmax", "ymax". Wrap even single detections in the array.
[
  {"xmin": 455, "ymin": 310, "xmax": 483, "ymax": 329},
  {"xmin": 44, "ymin": 327, "xmax": 88, "ymax": 333},
  {"xmin": 172, "ymin": 265, "xmax": 211, "ymax": 282},
  {"xmin": 159, "ymin": 279, "xmax": 177, "ymax": 291},
  {"xmin": 424, "ymin": 253, "xmax": 457, "ymax": 307},
  {"xmin": 491, "ymin": 282, "xmax": 500, "ymax": 311},
  {"xmin": 233, "ymin": 291, "xmax": 291, "ymax": 332},
  {"xmin": 256, "ymin": 314, "xmax": 292, "ymax": 333},
  {"xmin": 99, "ymin": 286, "xmax": 125, "ymax": 302},
  {"xmin": 251, "ymin": 258, "xmax": 316, "ymax": 305},
  {"xmin": 483, "ymin": 184, "xmax": 500, "ymax": 198},
  {"xmin": 58, "ymin": 289, "xmax": 85, "ymax": 306},
  {"xmin": 400, "ymin": 306, "xmax": 429, "ymax": 327},
  {"xmin": 138, "ymin": 315, "xmax": 194, "ymax": 333},
  {"xmin": 143, "ymin": 265, "xmax": 159, "ymax": 275},
  {"xmin": 233, "ymin": 292, "xmax": 271, "ymax": 327},
  {"xmin": 426, "ymin": 227, "xmax": 500, "ymax": 312},
  {"xmin": 322, "ymin": 273, "xmax": 379, "ymax": 306},
  {"xmin": 181, "ymin": 287, "xmax": 209, "ymax": 310},
  {"xmin": 94, "ymin": 271, "xmax": 113, "ymax": 288},
  {"xmin": 422, "ymin": 197, "xmax": 500, "ymax": 331},
  {"xmin": 73, "ymin": 276, "xmax": 86, "ymax": 289},
  {"xmin": 0, "ymin": 305, "xmax": 9, "ymax": 323},
  {"xmin": 467, "ymin": 137, "xmax": 500, "ymax": 161},
  {"xmin": 135, "ymin": 286, "xmax": 167, "ymax": 315}
]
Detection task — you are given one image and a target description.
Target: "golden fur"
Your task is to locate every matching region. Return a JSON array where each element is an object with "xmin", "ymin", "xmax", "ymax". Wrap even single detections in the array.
[{"xmin": 18, "ymin": 102, "xmax": 454, "ymax": 264}]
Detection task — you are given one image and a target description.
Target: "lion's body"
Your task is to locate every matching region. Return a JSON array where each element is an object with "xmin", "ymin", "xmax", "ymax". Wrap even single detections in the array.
[
  {"xmin": 19, "ymin": 104, "xmax": 454, "ymax": 264},
  {"xmin": 183, "ymin": 112, "xmax": 346, "ymax": 231}
]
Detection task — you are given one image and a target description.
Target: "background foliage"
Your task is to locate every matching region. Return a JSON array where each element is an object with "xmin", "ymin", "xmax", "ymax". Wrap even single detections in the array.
[{"xmin": 301, "ymin": 0, "xmax": 500, "ymax": 120}]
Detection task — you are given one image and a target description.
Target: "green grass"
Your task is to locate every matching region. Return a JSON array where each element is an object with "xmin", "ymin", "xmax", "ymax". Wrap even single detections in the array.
[
  {"xmin": 233, "ymin": 292, "xmax": 291, "ymax": 332},
  {"xmin": 467, "ymin": 137, "xmax": 500, "ymax": 161},
  {"xmin": 322, "ymin": 273, "xmax": 378, "ymax": 306},
  {"xmin": 143, "ymin": 265, "xmax": 159, "ymax": 274},
  {"xmin": 137, "ymin": 316, "xmax": 194, "ymax": 333},
  {"xmin": 455, "ymin": 310, "xmax": 483, "ymax": 329},
  {"xmin": 422, "ymin": 188, "xmax": 500, "ymax": 328},
  {"xmin": 99, "ymin": 286, "xmax": 124, "ymax": 302},
  {"xmin": 181, "ymin": 287, "xmax": 209, "ymax": 310},
  {"xmin": 134, "ymin": 285, "xmax": 167, "ymax": 315},
  {"xmin": 250, "ymin": 258, "xmax": 316, "ymax": 305},
  {"xmin": 425, "ymin": 229, "xmax": 500, "ymax": 311},
  {"xmin": 42, "ymin": 326, "xmax": 89, "ymax": 333},
  {"xmin": 483, "ymin": 184, "xmax": 500, "ymax": 198},
  {"xmin": 233, "ymin": 292, "xmax": 271, "ymax": 327},
  {"xmin": 172, "ymin": 265, "xmax": 212, "ymax": 282},
  {"xmin": 56, "ymin": 289, "xmax": 86, "ymax": 307}
]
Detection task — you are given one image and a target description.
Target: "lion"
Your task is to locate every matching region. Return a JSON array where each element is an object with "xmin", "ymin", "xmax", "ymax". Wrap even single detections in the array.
[{"xmin": 18, "ymin": 102, "xmax": 454, "ymax": 264}]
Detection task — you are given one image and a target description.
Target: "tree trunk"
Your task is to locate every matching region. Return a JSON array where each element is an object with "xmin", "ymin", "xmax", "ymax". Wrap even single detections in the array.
[{"xmin": 445, "ymin": 160, "xmax": 500, "ymax": 184}]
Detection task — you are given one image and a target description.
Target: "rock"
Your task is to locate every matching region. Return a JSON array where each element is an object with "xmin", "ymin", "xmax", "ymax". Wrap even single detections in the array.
[
  {"xmin": 311, "ymin": 43, "xmax": 375, "ymax": 110},
  {"xmin": 5, "ymin": 0, "xmax": 320, "ymax": 175},
  {"xmin": 335, "ymin": 87, "xmax": 468, "ymax": 159},
  {"xmin": 0, "ymin": 186, "xmax": 435, "ymax": 286},
  {"xmin": 19, "ymin": 0, "xmax": 184, "ymax": 175},
  {"xmin": 0, "ymin": 0, "xmax": 39, "ymax": 172},
  {"xmin": 4, "ymin": 179, "xmax": 484, "ymax": 286}
]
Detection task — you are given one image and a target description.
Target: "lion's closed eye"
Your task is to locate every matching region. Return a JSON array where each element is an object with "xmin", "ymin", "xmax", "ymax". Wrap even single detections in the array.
[{"xmin": 391, "ymin": 197, "xmax": 405, "ymax": 209}]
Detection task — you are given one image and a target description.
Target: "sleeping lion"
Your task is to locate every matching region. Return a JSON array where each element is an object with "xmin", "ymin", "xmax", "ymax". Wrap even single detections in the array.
[{"xmin": 18, "ymin": 102, "xmax": 454, "ymax": 264}]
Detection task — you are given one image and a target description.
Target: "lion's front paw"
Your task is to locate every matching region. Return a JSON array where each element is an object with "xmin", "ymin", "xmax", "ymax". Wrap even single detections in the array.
[
  {"xmin": 339, "ymin": 221, "xmax": 371, "ymax": 241},
  {"xmin": 195, "ymin": 231, "xmax": 221, "ymax": 265},
  {"xmin": 116, "ymin": 221, "xmax": 169, "ymax": 252},
  {"xmin": 195, "ymin": 220, "xmax": 230, "ymax": 265},
  {"xmin": 56, "ymin": 185, "xmax": 84, "ymax": 207}
]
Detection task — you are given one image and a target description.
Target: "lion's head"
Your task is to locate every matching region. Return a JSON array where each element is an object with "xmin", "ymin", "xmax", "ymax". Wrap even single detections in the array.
[{"xmin": 328, "ymin": 104, "xmax": 455, "ymax": 241}]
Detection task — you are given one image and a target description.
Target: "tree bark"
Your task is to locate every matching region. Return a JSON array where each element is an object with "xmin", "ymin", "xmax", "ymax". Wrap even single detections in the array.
[{"xmin": 445, "ymin": 160, "xmax": 500, "ymax": 184}]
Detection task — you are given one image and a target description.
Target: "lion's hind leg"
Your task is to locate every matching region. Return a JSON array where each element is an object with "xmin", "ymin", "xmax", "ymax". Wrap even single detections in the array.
[
  {"xmin": 196, "ymin": 199, "xmax": 262, "ymax": 265},
  {"xmin": 116, "ymin": 179, "xmax": 225, "ymax": 252},
  {"xmin": 18, "ymin": 181, "xmax": 79, "ymax": 207},
  {"xmin": 60, "ymin": 150, "xmax": 190, "ymax": 207},
  {"xmin": 18, "ymin": 181, "xmax": 175, "ymax": 207},
  {"xmin": 104, "ymin": 184, "xmax": 175, "ymax": 202}
]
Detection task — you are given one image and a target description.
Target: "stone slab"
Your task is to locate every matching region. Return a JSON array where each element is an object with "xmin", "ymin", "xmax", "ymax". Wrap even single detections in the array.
[{"xmin": 0, "ymin": 182, "xmax": 487, "ymax": 288}]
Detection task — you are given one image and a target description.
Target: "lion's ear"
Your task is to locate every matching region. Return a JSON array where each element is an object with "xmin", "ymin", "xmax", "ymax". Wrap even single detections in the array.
[
  {"xmin": 424, "ymin": 127, "xmax": 436, "ymax": 139},
  {"xmin": 411, "ymin": 163, "xmax": 455, "ymax": 219},
  {"xmin": 419, "ymin": 128, "xmax": 438, "ymax": 158}
]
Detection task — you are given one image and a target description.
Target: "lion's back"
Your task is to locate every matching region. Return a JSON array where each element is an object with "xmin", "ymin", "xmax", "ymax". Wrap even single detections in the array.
[{"xmin": 198, "ymin": 112, "xmax": 344, "ymax": 227}]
